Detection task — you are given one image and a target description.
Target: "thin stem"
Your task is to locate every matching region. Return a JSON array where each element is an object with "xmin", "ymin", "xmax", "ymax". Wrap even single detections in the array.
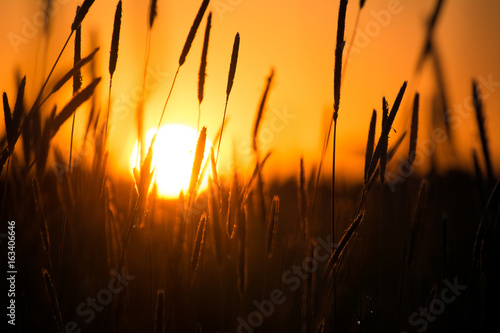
[
  {"xmin": 332, "ymin": 119, "xmax": 337, "ymax": 243},
  {"xmin": 197, "ymin": 103, "xmax": 201, "ymax": 135},
  {"xmin": 105, "ymin": 76, "xmax": 113, "ymax": 146},
  {"xmin": 156, "ymin": 67, "xmax": 180, "ymax": 136},
  {"xmin": 378, "ymin": 185, "xmax": 384, "ymax": 331},
  {"xmin": 341, "ymin": 10, "xmax": 361, "ymax": 85},
  {"xmin": 138, "ymin": 29, "xmax": 153, "ymax": 163},
  {"xmin": 309, "ymin": 112, "xmax": 333, "ymax": 221},
  {"xmin": 38, "ymin": 32, "xmax": 73, "ymax": 110},
  {"xmin": 69, "ymin": 112, "xmax": 76, "ymax": 173},
  {"xmin": 0, "ymin": 158, "xmax": 10, "ymax": 221},
  {"xmin": 215, "ymin": 97, "xmax": 229, "ymax": 165}
]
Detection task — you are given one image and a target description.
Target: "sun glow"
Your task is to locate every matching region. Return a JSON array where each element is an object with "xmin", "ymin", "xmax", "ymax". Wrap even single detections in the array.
[{"xmin": 129, "ymin": 124, "xmax": 212, "ymax": 199}]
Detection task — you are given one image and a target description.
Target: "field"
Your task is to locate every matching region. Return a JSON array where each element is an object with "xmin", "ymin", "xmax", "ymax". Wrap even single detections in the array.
[{"xmin": 1, "ymin": 0, "xmax": 499, "ymax": 332}]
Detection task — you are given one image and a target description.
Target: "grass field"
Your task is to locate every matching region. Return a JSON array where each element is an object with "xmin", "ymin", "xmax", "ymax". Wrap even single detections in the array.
[{"xmin": 1, "ymin": 0, "xmax": 499, "ymax": 332}]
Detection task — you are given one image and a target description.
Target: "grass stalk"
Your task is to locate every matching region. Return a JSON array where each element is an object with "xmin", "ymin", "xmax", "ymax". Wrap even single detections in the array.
[{"xmin": 216, "ymin": 32, "xmax": 240, "ymax": 164}]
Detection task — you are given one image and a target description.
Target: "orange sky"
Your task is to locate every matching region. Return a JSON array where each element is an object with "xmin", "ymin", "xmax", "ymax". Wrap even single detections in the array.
[{"xmin": 1, "ymin": 0, "xmax": 500, "ymax": 183}]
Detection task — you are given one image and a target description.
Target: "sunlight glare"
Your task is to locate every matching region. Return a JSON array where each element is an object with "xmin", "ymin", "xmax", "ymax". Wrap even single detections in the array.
[{"xmin": 129, "ymin": 124, "xmax": 212, "ymax": 199}]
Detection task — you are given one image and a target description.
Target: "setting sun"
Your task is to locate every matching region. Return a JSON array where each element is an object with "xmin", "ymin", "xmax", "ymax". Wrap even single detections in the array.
[{"xmin": 129, "ymin": 124, "xmax": 212, "ymax": 198}]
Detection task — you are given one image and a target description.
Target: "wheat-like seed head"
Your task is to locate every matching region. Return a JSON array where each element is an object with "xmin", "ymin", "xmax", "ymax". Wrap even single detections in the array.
[
  {"xmin": 179, "ymin": 0, "xmax": 210, "ymax": 67},
  {"xmin": 109, "ymin": 1, "xmax": 122, "ymax": 78},
  {"xmin": 191, "ymin": 213, "xmax": 207, "ymax": 271},
  {"xmin": 266, "ymin": 195, "xmax": 280, "ymax": 258},
  {"xmin": 71, "ymin": 0, "xmax": 95, "ymax": 31}
]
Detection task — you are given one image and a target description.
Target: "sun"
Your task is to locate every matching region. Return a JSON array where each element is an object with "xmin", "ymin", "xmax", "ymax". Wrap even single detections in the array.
[{"xmin": 129, "ymin": 124, "xmax": 212, "ymax": 199}]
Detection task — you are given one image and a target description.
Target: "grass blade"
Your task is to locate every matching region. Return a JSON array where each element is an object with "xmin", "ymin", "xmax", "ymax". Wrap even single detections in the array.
[
  {"xmin": 189, "ymin": 126, "xmax": 207, "ymax": 198},
  {"xmin": 51, "ymin": 78, "xmax": 101, "ymax": 137},
  {"xmin": 364, "ymin": 110, "xmax": 376, "ymax": 184},
  {"xmin": 253, "ymin": 69, "xmax": 274, "ymax": 152},
  {"xmin": 366, "ymin": 81, "xmax": 408, "ymax": 182},
  {"xmin": 266, "ymin": 195, "xmax": 280, "ymax": 258},
  {"xmin": 473, "ymin": 80, "xmax": 494, "ymax": 183},
  {"xmin": 51, "ymin": 48, "xmax": 100, "ymax": 95},
  {"xmin": 409, "ymin": 93, "xmax": 419, "ymax": 166}
]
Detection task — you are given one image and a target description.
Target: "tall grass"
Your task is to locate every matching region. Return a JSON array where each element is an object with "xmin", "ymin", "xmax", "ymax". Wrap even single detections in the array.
[{"xmin": 1, "ymin": 1, "xmax": 499, "ymax": 332}]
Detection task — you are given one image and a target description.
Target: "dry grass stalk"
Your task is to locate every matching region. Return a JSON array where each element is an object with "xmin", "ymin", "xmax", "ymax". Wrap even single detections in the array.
[
  {"xmin": 226, "ymin": 33, "xmax": 240, "ymax": 98},
  {"xmin": 329, "ymin": 0, "xmax": 349, "ymax": 245},
  {"xmin": 179, "ymin": 0, "xmax": 210, "ymax": 67},
  {"xmin": 398, "ymin": 179, "xmax": 428, "ymax": 328},
  {"xmin": 42, "ymin": 268, "xmax": 63, "ymax": 332},
  {"xmin": 105, "ymin": 0, "xmax": 122, "ymax": 142},
  {"xmin": 255, "ymin": 163, "xmax": 267, "ymax": 225},
  {"xmin": 325, "ymin": 211, "xmax": 365, "ymax": 278},
  {"xmin": 197, "ymin": 12, "xmax": 212, "ymax": 133},
  {"xmin": 149, "ymin": 0, "xmax": 158, "ymax": 29},
  {"xmin": 366, "ymin": 81, "xmax": 407, "ymax": 182},
  {"xmin": 472, "ymin": 149, "xmax": 487, "ymax": 211},
  {"xmin": 238, "ymin": 206, "xmax": 247, "ymax": 295},
  {"xmin": 380, "ymin": 97, "xmax": 389, "ymax": 184},
  {"xmin": 409, "ymin": 93, "xmax": 420, "ymax": 166},
  {"xmin": 333, "ymin": 0, "xmax": 348, "ymax": 120},
  {"xmin": 73, "ymin": 6, "xmax": 82, "ymax": 95},
  {"xmin": 406, "ymin": 179, "xmax": 428, "ymax": 268},
  {"xmin": 36, "ymin": 107, "xmax": 56, "ymax": 176},
  {"xmin": 364, "ymin": 110, "xmax": 376, "ymax": 184},
  {"xmin": 3, "ymin": 77, "xmax": 25, "ymax": 151},
  {"xmin": 227, "ymin": 170, "xmax": 240, "ymax": 238},
  {"xmin": 71, "ymin": 0, "xmax": 95, "ymax": 31},
  {"xmin": 175, "ymin": 189, "xmax": 187, "ymax": 259},
  {"xmin": 191, "ymin": 213, "xmax": 207, "ymax": 271},
  {"xmin": 33, "ymin": 177, "xmax": 51, "ymax": 255},
  {"xmin": 366, "ymin": 131, "xmax": 408, "ymax": 191},
  {"xmin": 298, "ymin": 157, "xmax": 309, "ymax": 239},
  {"xmin": 241, "ymin": 150, "xmax": 272, "ymax": 204},
  {"xmin": 69, "ymin": 6, "xmax": 82, "ymax": 174},
  {"xmin": 50, "ymin": 48, "xmax": 99, "ymax": 95},
  {"xmin": 189, "ymin": 127, "xmax": 207, "ymax": 200},
  {"xmin": 266, "ymin": 195, "xmax": 280, "ymax": 258},
  {"xmin": 473, "ymin": 80, "xmax": 494, "ymax": 183},
  {"xmin": 216, "ymin": 32, "xmax": 240, "ymax": 163},
  {"xmin": 0, "ymin": 74, "xmax": 25, "ymax": 173},
  {"xmin": 316, "ymin": 321, "xmax": 325, "ymax": 333},
  {"xmin": 2, "ymin": 93, "xmax": 13, "ymax": 147},
  {"xmin": 51, "ymin": 77, "xmax": 101, "ymax": 137},
  {"xmin": 210, "ymin": 146, "xmax": 220, "ymax": 202},
  {"xmin": 155, "ymin": 0, "xmax": 210, "ymax": 140},
  {"xmin": 208, "ymin": 176, "xmax": 223, "ymax": 263},
  {"xmin": 253, "ymin": 69, "xmax": 274, "ymax": 152},
  {"xmin": 104, "ymin": 185, "xmax": 122, "ymax": 270},
  {"xmin": 198, "ymin": 12, "xmax": 212, "ymax": 106},
  {"xmin": 154, "ymin": 289, "xmax": 165, "ymax": 333},
  {"xmin": 109, "ymin": 1, "xmax": 122, "ymax": 79}
]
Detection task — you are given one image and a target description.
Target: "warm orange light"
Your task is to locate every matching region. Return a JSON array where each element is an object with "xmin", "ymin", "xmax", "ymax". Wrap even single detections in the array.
[{"xmin": 129, "ymin": 124, "xmax": 212, "ymax": 199}]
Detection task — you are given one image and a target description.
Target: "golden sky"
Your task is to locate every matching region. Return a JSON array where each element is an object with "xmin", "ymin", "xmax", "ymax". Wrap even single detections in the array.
[{"xmin": 1, "ymin": 0, "xmax": 500, "ymax": 183}]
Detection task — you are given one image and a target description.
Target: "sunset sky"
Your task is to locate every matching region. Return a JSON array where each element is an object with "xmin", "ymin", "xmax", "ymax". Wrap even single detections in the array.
[{"xmin": 1, "ymin": 0, "xmax": 499, "ymax": 183}]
